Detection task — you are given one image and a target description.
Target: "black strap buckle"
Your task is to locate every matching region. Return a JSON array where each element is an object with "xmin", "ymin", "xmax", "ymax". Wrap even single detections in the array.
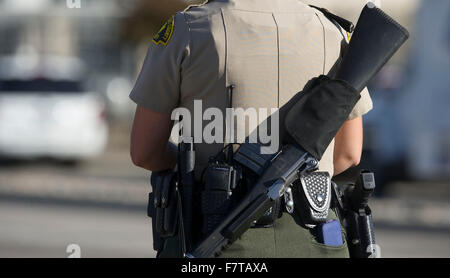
[{"xmin": 309, "ymin": 5, "xmax": 355, "ymax": 33}]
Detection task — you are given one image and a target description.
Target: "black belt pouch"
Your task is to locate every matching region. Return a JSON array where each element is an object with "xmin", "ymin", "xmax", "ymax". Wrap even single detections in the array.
[{"xmin": 148, "ymin": 171, "xmax": 179, "ymax": 252}]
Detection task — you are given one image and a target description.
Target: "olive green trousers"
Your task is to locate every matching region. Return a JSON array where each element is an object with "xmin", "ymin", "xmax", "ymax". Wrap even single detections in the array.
[
  {"xmin": 157, "ymin": 210, "xmax": 349, "ymax": 258},
  {"xmin": 219, "ymin": 210, "xmax": 349, "ymax": 258}
]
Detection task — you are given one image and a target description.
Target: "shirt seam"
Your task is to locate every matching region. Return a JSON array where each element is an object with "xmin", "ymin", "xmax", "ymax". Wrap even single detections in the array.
[
  {"xmin": 180, "ymin": 12, "xmax": 193, "ymax": 107},
  {"xmin": 220, "ymin": 8, "xmax": 229, "ymax": 87},
  {"xmin": 272, "ymin": 13, "xmax": 280, "ymax": 108},
  {"xmin": 181, "ymin": 12, "xmax": 193, "ymax": 71},
  {"xmin": 314, "ymin": 12, "xmax": 327, "ymax": 75}
]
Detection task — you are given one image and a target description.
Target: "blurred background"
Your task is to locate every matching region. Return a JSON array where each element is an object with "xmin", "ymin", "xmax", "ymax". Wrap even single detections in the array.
[{"xmin": 0, "ymin": 0, "xmax": 449, "ymax": 258}]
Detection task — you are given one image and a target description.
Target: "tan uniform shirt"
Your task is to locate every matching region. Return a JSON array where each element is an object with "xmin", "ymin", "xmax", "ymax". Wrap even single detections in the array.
[{"xmin": 130, "ymin": 0, "xmax": 373, "ymax": 177}]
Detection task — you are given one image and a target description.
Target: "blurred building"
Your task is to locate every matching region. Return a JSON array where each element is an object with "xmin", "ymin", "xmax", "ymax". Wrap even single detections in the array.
[
  {"xmin": 0, "ymin": 0, "xmax": 139, "ymax": 120},
  {"xmin": 0, "ymin": 0, "xmax": 132, "ymax": 70},
  {"xmin": 2, "ymin": 0, "xmax": 447, "ymax": 183},
  {"xmin": 396, "ymin": 0, "xmax": 450, "ymax": 180}
]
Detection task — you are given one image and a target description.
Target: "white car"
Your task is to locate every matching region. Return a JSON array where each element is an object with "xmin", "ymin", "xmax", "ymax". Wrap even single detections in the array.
[{"xmin": 0, "ymin": 78, "xmax": 108, "ymax": 161}]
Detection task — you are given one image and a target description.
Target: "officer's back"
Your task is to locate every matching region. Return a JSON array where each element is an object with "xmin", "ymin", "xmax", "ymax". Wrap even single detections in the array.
[
  {"xmin": 166, "ymin": 0, "xmax": 370, "ymax": 176},
  {"xmin": 130, "ymin": 0, "xmax": 372, "ymax": 258}
]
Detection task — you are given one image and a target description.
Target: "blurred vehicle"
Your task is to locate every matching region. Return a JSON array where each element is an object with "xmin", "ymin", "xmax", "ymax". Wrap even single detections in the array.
[
  {"xmin": 363, "ymin": 0, "xmax": 450, "ymax": 185},
  {"xmin": 104, "ymin": 76, "xmax": 135, "ymax": 120},
  {"xmin": 398, "ymin": 0, "xmax": 450, "ymax": 180},
  {"xmin": 0, "ymin": 55, "xmax": 108, "ymax": 162}
]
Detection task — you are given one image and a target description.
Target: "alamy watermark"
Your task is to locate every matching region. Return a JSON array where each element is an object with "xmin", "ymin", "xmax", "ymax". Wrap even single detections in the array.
[
  {"xmin": 66, "ymin": 0, "xmax": 81, "ymax": 9},
  {"xmin": 171, "ymin": 100, "xmax": 280, "ymax": 155},
  {"xmin": 66, "ymin": 243, "xmax": 81, "ymax": 258}
]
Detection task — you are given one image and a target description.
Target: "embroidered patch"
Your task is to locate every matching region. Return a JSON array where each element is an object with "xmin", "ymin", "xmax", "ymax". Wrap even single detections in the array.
[{"xmin": 152, "ymin": 16, "xmax": 175, "ymax": 46}]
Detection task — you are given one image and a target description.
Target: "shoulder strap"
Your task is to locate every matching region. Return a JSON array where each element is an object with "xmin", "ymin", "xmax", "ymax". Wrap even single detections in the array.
[
  {"xmin": 184, "ymin": 0, "xmax": 211, "ymax": 12},
  {"xmin": 309, "ymin": 5, "xmax": 355, "ymax": 33}
]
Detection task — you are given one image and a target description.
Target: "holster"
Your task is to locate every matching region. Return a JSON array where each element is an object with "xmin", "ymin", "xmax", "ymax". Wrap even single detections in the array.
[
  {"xmin": 332, "ymin": 171, "xmax": 378, "ymax": 258},
  {"xmin": 148, "ymin": 170, "xmax": 178, "ymax": 251}
]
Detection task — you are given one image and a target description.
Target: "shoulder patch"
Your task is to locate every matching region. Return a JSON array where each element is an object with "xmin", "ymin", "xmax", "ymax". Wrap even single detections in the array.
[{"xmin": 152, "ymin": 16, "xmax": 175, "ymax": 46}]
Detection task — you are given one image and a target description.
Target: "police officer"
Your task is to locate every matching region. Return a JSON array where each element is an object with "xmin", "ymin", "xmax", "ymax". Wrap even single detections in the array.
[{"xmin": 130, "ymin": 0, "xmax": 373, "ymax": 258}]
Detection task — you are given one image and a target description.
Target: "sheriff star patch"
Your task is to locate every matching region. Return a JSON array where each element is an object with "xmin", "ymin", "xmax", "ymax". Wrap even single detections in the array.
[{"xmin": 152, "ymin": 16, "xmax": 175, "ymax": 46}]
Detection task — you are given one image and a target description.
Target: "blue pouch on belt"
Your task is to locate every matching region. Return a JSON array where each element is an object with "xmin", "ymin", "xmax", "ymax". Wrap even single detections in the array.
[{"xmin": 318, "ymin": 219, "xmax": 344, "ymax": 247}]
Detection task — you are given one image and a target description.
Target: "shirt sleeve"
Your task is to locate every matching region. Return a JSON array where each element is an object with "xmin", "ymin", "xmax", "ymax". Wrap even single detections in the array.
[
  {"xmin": 348, "ymin": 87, "xmax": 373, "ymax": 120},
  {"xmin": 129, "ymin": 13, "xmax": 190, "ymax": 114}
]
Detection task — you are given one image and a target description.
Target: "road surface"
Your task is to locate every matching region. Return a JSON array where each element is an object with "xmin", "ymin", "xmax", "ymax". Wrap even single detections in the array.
[{"xmin": 1, "ymin": 199, "xmax": 449, "ymax": 258}]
